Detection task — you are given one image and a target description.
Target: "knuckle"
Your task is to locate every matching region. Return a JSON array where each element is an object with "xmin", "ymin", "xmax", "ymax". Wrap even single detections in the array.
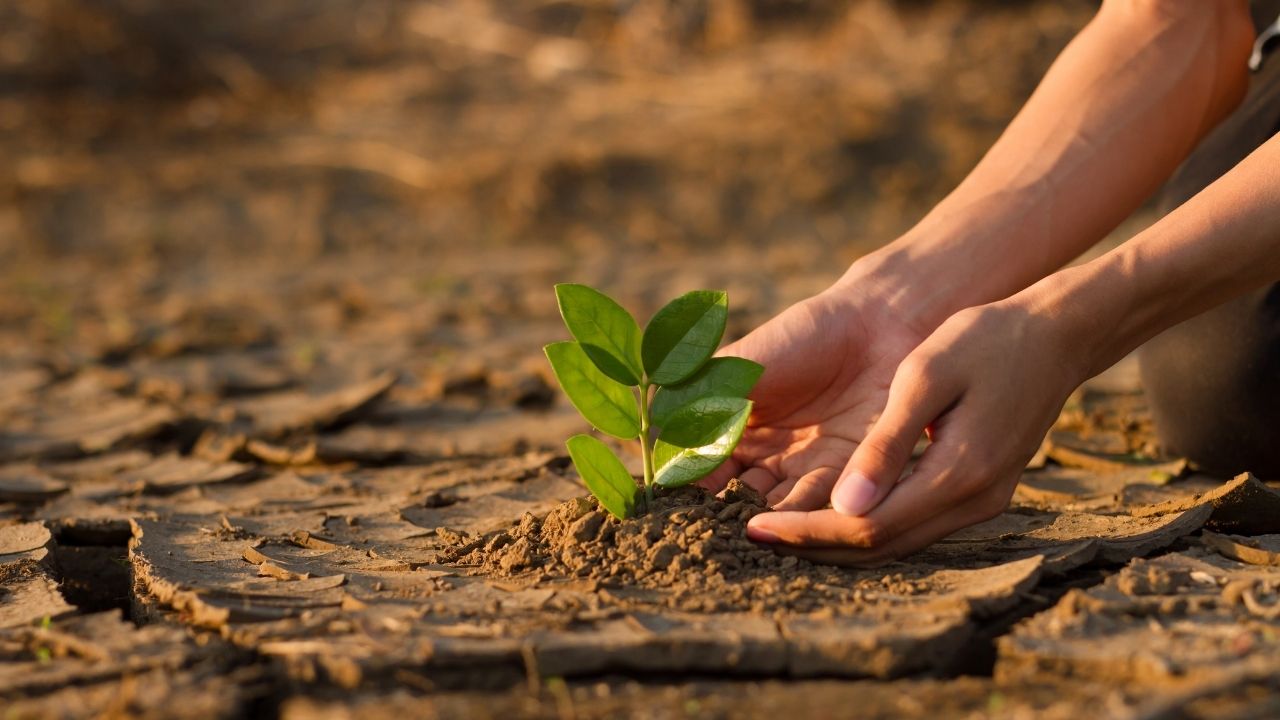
[
  {"xmin": 948, "ymin": 305, "xmax": 1006, "ymax": 341},
  {"xmin": 855, "ymin": 519, "xmax": 891, "ymax": 550},
  {"xmin": 865, "ymin": 534, "xmax": 913, "ymax": 565},
  {"xmin": 914, "ymin": 349, "xmax": 944, "ymax": 375},
  {"xmin": 892, "ymin": 349, "xmax": 954, "ymax": 406},
  {"xmin": 973, "ymin": 491, "xmax": 1010, "ymax": 522},
  {"xmin": 952, "ymin": 472, "xmax": 988, "ymax": 499},
  {"xmin": 896, "ymin": 352, "xmax": 937, "ymax": 386},
  {"xmin": 942, "ymin": 307, "xmax": 981, "ymax": 332},
  {"xmin": 863, "ymin": 433, "xmax": 913, "ymax": 468},
  {"xmin": 951, "ymin": 442, "xmax": 998, "ymax": 489},
  {"xmin": 964, "ymin": 305, "xmax": 1001, "ymax": 326}
]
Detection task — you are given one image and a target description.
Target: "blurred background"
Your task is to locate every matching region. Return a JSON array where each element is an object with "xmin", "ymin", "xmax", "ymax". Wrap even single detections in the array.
[
  {"xmin": 0, "ymin": 0, "xmax": 1116, "ymax": 443},
  {"xmin": 3, "ymin": 0, "xmax": 1100, "ymax": 259}
]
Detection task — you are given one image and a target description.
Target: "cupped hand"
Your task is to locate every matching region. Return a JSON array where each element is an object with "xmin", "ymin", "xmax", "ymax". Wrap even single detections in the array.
[
  {"xmin": 701, "ymin": 277, "xmax": 929, "ymax": 511},
  {"xmin": 744, "ymin": 299, "xmax": 1086, "ymax": 566}
]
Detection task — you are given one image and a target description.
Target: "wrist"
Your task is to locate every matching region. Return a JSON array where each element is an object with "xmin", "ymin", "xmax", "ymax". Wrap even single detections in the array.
[
  {"xmin": 1004, "ymin": 252, "xmax": 1148, "ymax": 381},
  {"xmin": 822, "ymin": 244, "xmax": 942, "ymax": 339},
  {"xmin": 827, "ymin": 221, "xmax": 1015, "ymax": 337}
]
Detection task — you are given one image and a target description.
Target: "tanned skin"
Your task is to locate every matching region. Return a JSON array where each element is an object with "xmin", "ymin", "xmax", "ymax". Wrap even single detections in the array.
[{"xmin": 703, "ymin": 0, "xmax": 1266, "ymax": 564}]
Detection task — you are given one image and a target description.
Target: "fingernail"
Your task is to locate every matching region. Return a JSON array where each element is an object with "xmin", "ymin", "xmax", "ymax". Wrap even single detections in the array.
[
  {"xmin": 832, "ymin": 471, "xmax": 877, "ymax": 516},
  {"xmin": 746, "ymin": 521, "xmax": 780, "ymax": 544}
]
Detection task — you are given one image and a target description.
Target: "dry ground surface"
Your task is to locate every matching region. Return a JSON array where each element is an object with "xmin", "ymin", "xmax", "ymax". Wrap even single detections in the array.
[{"xmin": 3, "ymin": 1, "xmax": 1280, "ymax": 718}]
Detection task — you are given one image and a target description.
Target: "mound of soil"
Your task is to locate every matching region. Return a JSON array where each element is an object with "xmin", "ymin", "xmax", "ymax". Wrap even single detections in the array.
[{"xmin": 442, "ymin": 479, "xmax": 867, "ymax": 613}]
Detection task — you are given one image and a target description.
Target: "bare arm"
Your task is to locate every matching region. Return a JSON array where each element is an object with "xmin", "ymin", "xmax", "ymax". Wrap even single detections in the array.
[
  {"xmin": 716, "ymin": 0, "xmax": 1259, "ymax": 527},
  {"xmin": 749, "ymin": 124, "xmax": 1280, "ymax": 564},
  {"xmin": 849, "ymin": 0, "xmax": 1255, "ymax": 332},
  {"xmin": 727, "ymin": 0, "xmax": 1268, "ymax": 555},
  {"xmin": 1039, "ymin": 130, "xmax": 1280, "ymax": 377}
]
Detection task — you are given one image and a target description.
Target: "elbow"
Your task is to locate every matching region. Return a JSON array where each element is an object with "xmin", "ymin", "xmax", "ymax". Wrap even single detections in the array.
[
  {"xmin": 1201, "ymin": 0, "xmax": 1256, "ymax": 124},
  {"xmin": 1105, "ymin": 0, "xmax": 1254, "ymax": 128}
]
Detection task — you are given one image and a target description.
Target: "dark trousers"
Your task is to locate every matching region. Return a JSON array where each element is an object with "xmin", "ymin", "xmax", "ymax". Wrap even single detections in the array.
[{"xmin": 1138, "ymin": 29, "xmax": 1280, "ymax": 478}]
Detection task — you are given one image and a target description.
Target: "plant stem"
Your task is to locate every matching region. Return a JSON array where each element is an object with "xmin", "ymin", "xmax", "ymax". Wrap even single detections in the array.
[{"xmin": 638, "ymin": 382, "xmax": 655, "ymax": 507}]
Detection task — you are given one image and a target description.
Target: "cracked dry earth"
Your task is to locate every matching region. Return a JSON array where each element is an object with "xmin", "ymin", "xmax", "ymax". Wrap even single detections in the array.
[{"xmin": 3, "ymin": 249, "xmax": 1280, "ymax": 720}]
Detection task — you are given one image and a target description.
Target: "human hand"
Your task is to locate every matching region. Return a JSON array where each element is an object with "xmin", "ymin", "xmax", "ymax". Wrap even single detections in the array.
[
  {"xmin": 744, "ymin": 297, "xmax": 1086, "ymax": 565},
  {"xmin": 701, "ymin": 264, "xmax": 934, "ymax": 511}
]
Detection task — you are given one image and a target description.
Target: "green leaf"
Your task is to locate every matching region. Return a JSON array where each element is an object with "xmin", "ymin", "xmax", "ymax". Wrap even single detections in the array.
[
  {"xmin": 555, "ymin": 284, "xmax": 644, "ymax": 386},
  {"xmin": 641, "ymin": 290, "xmax": 728, "ymax": 385},
  {"xmin": 544, "ymin": 342, "xmax": 641, "ymax": 440},
  {"xmin": 653, "ymin": 398, "xmax": 752, "ymax": 487},
  {"xmin": 655, "ymin": 396, "xmax": 751, "ymax": 449},
  {"xmin": 651, "ymin": 357, "xmax": 763, "ymax": 428},
  {"xmin": 566, "ymin": 434, "xmax": 638, "ymax": 519}
]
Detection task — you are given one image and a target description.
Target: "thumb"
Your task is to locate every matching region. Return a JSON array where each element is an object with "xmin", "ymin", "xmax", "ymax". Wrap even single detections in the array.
[{"xmin": 832, "ymin": 359, "xmax": 959, "ymax": 516}]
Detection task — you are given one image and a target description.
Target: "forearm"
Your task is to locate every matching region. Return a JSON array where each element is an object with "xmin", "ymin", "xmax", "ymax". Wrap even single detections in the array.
[
  {"xmin": 1024, "ymin": 129, "xmax": 1280, "ymax": 377},
  {"xmin": 843, "ymin": 0, "xmax": 1253, "ymax": 331}
]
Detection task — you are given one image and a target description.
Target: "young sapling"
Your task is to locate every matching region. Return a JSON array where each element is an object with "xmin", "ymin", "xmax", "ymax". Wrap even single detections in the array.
[{"xmin": 545, "ymin": 284, "xmax": 763, "ymax": 519}]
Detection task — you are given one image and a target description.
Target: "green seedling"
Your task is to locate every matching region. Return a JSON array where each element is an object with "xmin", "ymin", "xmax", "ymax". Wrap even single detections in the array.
[
  {"xmin": 545, "ymin": 284, "xmax": 763, "ymax": 519},
  {"xmin": 35, "ymin": 615, "xmax": 53, "ymax": 663}
]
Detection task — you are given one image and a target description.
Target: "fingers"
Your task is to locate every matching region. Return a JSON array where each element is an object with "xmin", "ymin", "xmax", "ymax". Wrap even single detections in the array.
[
  {"xmin": 749, "ymin": 427, "xmax": 973, "ymax": 548},
  {"xmin": 830, "ymin": 353, "xmax": 962, "ymax": 517},
  {"xmin": 737, "ymin": 304, "xmax": 1074, "ymax": 564},
  {"xmin": 765, "ymin": 491, "xmax": 1005, "ymax": 567},
  {"xmin": 763, "ymin": 477, "xmax": 798, "ymax": 506},
  {"xmin": 698, "ymin": 457, "xmax": 743, "ymax": 493},
  {"xmin": 746, "ymin": 482, "xmax": 1010, "ymax": 566},
  {"xmin": 700, "ymin": 462, "xmax": 783, "ymax": 499},
  {"xmin": 768, "ymin": 465, "xmax": 840, "ymax": 511},
  {"xmin": 737, "ymin": 467, "xmax": 781, "ymax": 497},
  {"xmin": 746, "ymin": 508, "xmax": 888, "ymax": 548},
  {"xmin": 746, "ymin": 403, "xmax": 1023, "ymax": 564}
]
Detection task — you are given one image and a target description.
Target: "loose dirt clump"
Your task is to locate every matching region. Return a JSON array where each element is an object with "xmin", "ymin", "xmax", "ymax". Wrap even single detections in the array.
[{"xmin": 443, "ymin": 479, "xmax": 859, "ymax": 613}]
